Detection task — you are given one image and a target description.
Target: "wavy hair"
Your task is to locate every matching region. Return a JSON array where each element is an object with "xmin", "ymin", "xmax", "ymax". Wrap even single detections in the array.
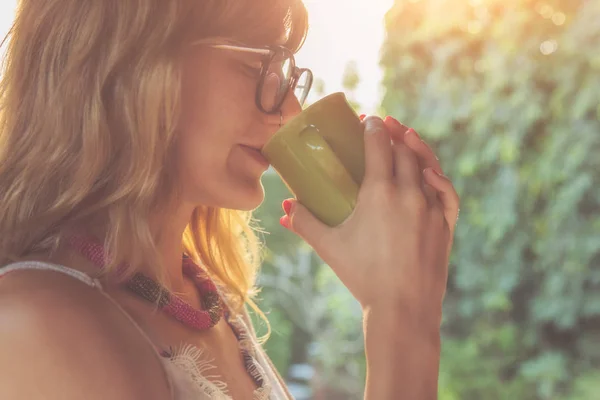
[{"xmin": 0, "ymin": 0, "xmax": 308, "ymax": 316}]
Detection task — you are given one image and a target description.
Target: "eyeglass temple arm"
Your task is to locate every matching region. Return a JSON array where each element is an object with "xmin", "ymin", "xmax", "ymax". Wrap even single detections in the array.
[{"xmin": 205, "ymin": 43, "xmax": 272, "ymax": 56}]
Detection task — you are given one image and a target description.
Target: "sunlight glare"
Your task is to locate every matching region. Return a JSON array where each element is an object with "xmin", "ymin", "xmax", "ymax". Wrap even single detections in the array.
[{"xmin": 295, "ymin": 0, "xmax": 394, "ymax": 112}]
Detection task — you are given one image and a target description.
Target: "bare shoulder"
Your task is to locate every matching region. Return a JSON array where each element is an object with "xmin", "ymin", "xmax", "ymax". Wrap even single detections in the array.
[{"xmin": 0, "ymin": 269, "xmax": 172, "ymax": 400}]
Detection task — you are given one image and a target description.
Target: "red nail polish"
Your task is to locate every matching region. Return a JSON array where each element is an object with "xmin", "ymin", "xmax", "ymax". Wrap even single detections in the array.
[
  {"xmin": 359, "ymin": 114, "xmax": 366, "ymax": 121},
  {"xmin": 282, "ymin": 199, "xmax": 293, "ymax": 215},
  {"xmin": 280, "ymin": 215, "xmax": 291, "ymax": 229}
]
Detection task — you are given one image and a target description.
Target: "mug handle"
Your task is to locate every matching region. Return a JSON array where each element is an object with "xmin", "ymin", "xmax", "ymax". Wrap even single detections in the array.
[{"xmin": 298, "ymin": 124, "xmax": 360, "ymax": 211}]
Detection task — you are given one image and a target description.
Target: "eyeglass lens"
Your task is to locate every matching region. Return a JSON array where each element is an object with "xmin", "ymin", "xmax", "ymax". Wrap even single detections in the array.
[{"xmin": 260, "ymin": 51, "xmax": 310, "ymax": 112}]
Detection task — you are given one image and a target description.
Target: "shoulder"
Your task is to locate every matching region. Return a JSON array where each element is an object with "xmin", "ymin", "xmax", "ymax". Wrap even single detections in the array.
[{"xmin": 0, "ymin": 266, "xmax": 172, "ymax": 400}]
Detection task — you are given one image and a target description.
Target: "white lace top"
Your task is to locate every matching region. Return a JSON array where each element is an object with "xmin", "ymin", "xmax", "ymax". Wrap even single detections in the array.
[{"xmin": 0, "ymin": 262, "xmax": 293, "ymax": 400}]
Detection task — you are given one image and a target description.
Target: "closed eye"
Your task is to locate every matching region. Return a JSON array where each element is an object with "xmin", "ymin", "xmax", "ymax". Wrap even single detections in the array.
[{"xmin": 241, "ymin": 63, "xmax": 262, "ymax": 78}]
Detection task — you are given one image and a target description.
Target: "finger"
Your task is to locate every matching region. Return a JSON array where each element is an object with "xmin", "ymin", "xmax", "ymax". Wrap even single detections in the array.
[
  {"xmin": 384, "ymin": 116, "xmax": 410, "ymax": 144},
  {"xmin": 280, "ymin": 199, "xmax": 335, "ymax": 253},
  {"xmin": 422, "ymin": 180, "xmax": 441, "ymax": 207},
  {"xmin": 401, "ymin": 127, "xmax": 442, "ymax": 202},
  {"xmin": 363, "ymin": 116, "xmax": 394, "ymax": 183},
  {"xmin": 423, "ymin": 169, "xmax": 460, "ymax": 235},
  {"xmin": 359, "ymin": 114, "xmax": 366, "ymax": 121},
  {"xmin": 385, "ymin": 116, "xmax": 443, "ymax": 174},
  {"xmin": 392, "ymin": 141, "xmax": 421, "ymax": 188},
  {"xmin": 404, "ymin": 128, "xmax": 443, "ymax": 175},
  {"xmin": 384, "ymin": 117, "xmax": 438, "ymax": 200}
]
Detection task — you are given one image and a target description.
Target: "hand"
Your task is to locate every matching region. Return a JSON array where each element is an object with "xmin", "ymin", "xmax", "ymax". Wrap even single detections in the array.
[
  {"xmin": 382, "ymin": 115, "xmax": 459, "ymax": 257},
  {"xmin": 280, "ymin": 116, "xmax": 459, "ymax": 333}
]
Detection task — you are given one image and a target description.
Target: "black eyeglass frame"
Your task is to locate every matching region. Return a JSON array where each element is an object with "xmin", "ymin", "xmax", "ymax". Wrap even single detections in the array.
[
  {"xmin": 194, "ymin": 41, "xmax": 314, "ymax": 115},
  {"xmin": 254, "ymin": 45, "xmax": 314, "ymax": 115}
]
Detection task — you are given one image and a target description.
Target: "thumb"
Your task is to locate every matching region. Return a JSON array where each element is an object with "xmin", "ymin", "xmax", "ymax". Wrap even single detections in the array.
[
  {"xmin": 281, "ymin": 199, "xmax": 334, "ymax": 253},
  {"xmin": 362, "ymin": 117, "xmax": 394, "ymax": 183}
]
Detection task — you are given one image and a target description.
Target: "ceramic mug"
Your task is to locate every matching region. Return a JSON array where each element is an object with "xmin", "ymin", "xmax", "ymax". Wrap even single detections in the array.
[{"xmin": 261, "ymin": 92, "xmax": 365, "ymax": 227}]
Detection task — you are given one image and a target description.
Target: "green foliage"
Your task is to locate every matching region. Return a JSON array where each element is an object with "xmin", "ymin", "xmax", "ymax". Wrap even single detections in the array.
[
  {"xmin": 342, "ymin": 60, "xmax": 360, "ymax": 92},
  {"xmin": 252, "ymin": 2, "xmax": 599, "ymax": 398},
  {"xmin": 381, "ymin": 0, "xmax": 600, "ymax": 398},
  {"xmin": 341, "ymin": 60, "xmax": 362, "ymax": 111}
]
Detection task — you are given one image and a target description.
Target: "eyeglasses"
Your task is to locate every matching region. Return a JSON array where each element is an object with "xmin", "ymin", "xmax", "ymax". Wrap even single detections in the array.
[{"xmin": 194, "ymin": 41, "xmax": 314, "ymax": 115}]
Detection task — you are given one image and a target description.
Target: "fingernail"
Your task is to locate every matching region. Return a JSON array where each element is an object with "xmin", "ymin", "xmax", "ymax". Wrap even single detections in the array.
[
  {"xmin": 364, "ymin": 117, "xmax": 384, "ymax": 135},
  {"xmin": 280, "ymin": 215, "xmax": 291, "ymax": 229},
  {"xmin": 282, "ymin": 199, "xmax": 293, "ymax": 215},
  {"xmin": 359, "ymin": 114, "xmax": 366, "ymax": 121},
  {"xmin": 426, "ymin": 168, "xmax": 444, "ymax": 177},
  {"xmin": 384, "ymin": 116, "xmax": 401, "ymax": 126},
  {"xmin": 405, "ymin": 128, "xmax": 420, "ymax": 140}
]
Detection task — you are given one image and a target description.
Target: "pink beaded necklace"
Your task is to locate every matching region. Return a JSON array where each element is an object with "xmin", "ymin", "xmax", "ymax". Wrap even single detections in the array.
[{"xmin": 67, "ymin": 234, "xmax": 223, "ymax": 330}]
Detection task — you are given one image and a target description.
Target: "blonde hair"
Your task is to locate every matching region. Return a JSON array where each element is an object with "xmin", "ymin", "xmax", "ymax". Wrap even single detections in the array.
[{"xmin": 0, "ymin": 0, "xmax": 308, "ymax": 317}]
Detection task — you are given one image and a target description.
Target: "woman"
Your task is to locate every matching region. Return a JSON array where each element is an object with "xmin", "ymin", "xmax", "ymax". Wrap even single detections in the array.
[{"xmin": 0, "ymin": 1, "xmax": 459, "ymax": 399}]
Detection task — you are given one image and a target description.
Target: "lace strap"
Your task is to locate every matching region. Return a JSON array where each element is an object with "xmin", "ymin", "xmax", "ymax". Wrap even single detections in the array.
[{"xmin": 0, "ymin": 261, "xmax": 102, "ymax": 287}]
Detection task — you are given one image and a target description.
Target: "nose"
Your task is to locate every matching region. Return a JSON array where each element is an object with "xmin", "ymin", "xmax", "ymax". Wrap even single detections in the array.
[
  {"xmin": 279, "ymin": 91, "xmax": 303, "ymax": 123},
  {"xmin": 264, "ymin": 90, "xmax": 303, "ymax": 128}
]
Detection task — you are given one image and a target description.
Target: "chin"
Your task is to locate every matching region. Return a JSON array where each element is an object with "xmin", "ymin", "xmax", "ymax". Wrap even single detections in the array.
[{"xmin": 220, "ymin": 179, "xmax": 266, "ymax": 211}]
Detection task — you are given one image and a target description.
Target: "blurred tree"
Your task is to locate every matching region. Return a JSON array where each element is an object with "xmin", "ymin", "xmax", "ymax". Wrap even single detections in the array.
[
  {"xmin": 381, "ymin": 0, "xmax": 600, "ymax": 399},
  {"xmin": 342, "ymin": 60, "xmax": 360, "ymax": 92},
  {"xmin": 341, "ymin": 60, "xmax": 362, "ymax": 110},
  {"xmin": 313, "ymin": 77, "xmax": 327, "ymax": 97}
]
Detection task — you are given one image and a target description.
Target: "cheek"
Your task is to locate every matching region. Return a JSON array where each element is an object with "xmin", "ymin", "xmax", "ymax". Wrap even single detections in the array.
[
  {"xmin": 180, "ymin": 81, "xmax": 253, "ymax": 141},
  {"xmin": 174, "ymin": 112, "xmax": 245, "ymax": 188},
  {"xmin": 174, "ymin": 56, "xmax": 267, "ymax": 203},
  {"xmin": 173, "ymin": 129, "xmax": 223, "ymax": 205},
  {"xmin": 177, "ymin": 121, "xmax": 225, "ymax": 173}
]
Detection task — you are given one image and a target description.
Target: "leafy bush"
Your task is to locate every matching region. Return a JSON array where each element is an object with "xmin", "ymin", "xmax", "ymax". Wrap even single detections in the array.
[{"xmin": 381, "ymin": 0, "xmax": 600, "ymax": 398}]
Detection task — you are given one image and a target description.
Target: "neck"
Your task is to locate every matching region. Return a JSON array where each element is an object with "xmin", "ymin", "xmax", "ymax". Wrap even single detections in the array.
[
  {"xmin": 154, "ymin": 217, "xmax": 190, "ymax": 292},
  {"xmin": 65, "ymin": 203, "xmax": 197, "ymax": 293},
  {"xmin": 150, "ymin": 202, "xmax": 196, "ymax": 292}
]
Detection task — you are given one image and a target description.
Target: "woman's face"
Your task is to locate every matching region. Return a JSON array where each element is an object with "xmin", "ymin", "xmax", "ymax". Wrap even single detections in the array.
[{"xmin": 176, "ymin": 45, "xmax": 302, "ymax": 211}]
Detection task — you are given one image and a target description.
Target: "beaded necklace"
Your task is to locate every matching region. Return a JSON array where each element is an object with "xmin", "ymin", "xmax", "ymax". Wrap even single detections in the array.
[
  {"xmin": 67, "ymin": 234, "xmax": 272, "ymax": 397},
  {"xmin": 67, "ymin": 234, "xmax": 223, "ymax": 330}
]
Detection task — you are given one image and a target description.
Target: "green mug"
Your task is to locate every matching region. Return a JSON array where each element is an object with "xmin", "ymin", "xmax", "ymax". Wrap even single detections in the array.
[{"xmin": 261, "ymin": 92, "xmax": 365, "ymax": 227}]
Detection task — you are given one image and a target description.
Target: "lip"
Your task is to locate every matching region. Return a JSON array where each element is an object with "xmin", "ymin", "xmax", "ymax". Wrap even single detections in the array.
[{"xmin": 240, "ymin": 145, "xmax": 270, "ymax": 168}]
